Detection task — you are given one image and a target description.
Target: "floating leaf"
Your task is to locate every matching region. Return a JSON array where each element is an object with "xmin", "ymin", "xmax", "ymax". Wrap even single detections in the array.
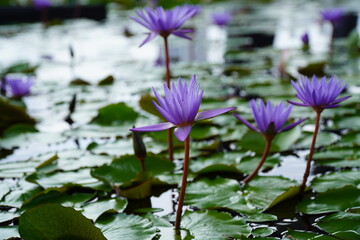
[
  {"xmin": 181, "ymin": 210, "xmax": 251, "ymax": 239},
  {"xmin": 91, "ymin": 102, "xmax": 138, "ymax": 125},
  {"xmin": 0, "ymin": 98, "xmax": 35, "ymax": 136},
  {"xmin": 297, "ymin": 186, "xmax": 360, "ymax": 214},
  {"xmin": 316, "ymin": 212, "xmax": 360, "ymax": 235},
  {"xmin": 19, "ymin": 203, "xmax": 106, "ymax": 240},
  {"xmin": 97, "ymin": 213, "xmax": 157, "ymax": 240},
  {"xmin": 82, "ymin": 198, "xmax": 128, "ymax": 221},
  {"xmin": 311, "ymin": 170, "xmax": 360, "ymax": 192}
]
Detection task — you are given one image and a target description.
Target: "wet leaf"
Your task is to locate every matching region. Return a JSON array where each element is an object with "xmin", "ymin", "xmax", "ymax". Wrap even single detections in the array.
[
  {"xmin": 97, "ymin": 213, "xmax": 157, "ymax": 240},
  {"xmin": 182, "ymin": 210, "xmax": 251, "ymax": 239},
  {"xmin": 297, "ymin": 186, "xmax": 360, "ymax": 214},
  {"xmin": 91, "ymin": 102, "xmax": 139, "ymax": 125},
  {"xmin": 311, "ymin": 170, "xmax": 360, "ymax": 192},
  {"xmin": 19, "ymin": 203, "xmax": 106, "ymax": 240}
]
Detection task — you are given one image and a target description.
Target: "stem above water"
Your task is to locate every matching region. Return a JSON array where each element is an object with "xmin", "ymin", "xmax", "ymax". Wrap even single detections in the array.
[
  {"xmin": 243, "ymin": 136, "xmax": 273, "ymax": 184},
  {"xmin": 299, "ymin": 111, "xmax": 322, "ymax": 195},
  {"xmin": 175, "ymin": 137, "xmax": 190, "ymax": 230},
  {"xmin": 163, "ymin": 36, "xmax": 173, "ymax": 162}
]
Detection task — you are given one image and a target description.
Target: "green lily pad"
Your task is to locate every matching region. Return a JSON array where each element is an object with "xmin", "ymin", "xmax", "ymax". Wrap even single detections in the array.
[
  {"xmin": 82, "ymin": 198, "xmax": 128, "ymax": 221},
  {"xmin": 21, "ymin": 187, "xmax": 94, "ymax": 210},
  {"xmin": 311, "ymin": 170, "xmax": 360, "ymax": 193},
  {"xmin": 297, "ymin": 186, "xmax": 360, "ymax": 214},
  {"xmin": 238, "ymin": 126, "xmax": 302, "ymax": 153},
  {"xmin": 316, "ymin": 212, "xmax": 360, "ymax": 235},
  {"xmin": 181, "ymin": 210, "xmax": 251, "ymax": 239},
  {"xmin": 91, "ymin": 102, "xmax": 139, "ymax": 125},
  {"xmin": 19, "ymin": 203, "xmax": 106, "ymax": 240},
  {"xmin": 97, "ymin": 213, "xmax": 157, "ymax": 240},
  {"xmin": 285, "ymin": 229, "xmax": 336, "ymax": 240},
  {"xmin": 189, "ymin": 151, "xmax": 248, "ymax": 174},
  {"xmin": 294, "ymin": 131, "xmax": 340, "ymax": 149},
  {"xmin": 244, "ymin": 176, "xmax": 299, "ymax": 210},
  {"xmin": 313, "ymin": 148, "xmax": 360, "ymax": 168},
  {"xmin": 91, "ymin": 154, "xmax": 174, "ymax": 187}
]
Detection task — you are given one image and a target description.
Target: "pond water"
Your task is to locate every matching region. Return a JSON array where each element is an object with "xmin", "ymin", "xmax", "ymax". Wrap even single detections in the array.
[{"xmin": 0, "ymin": 0, "xmax": 360, "ymax": 239}]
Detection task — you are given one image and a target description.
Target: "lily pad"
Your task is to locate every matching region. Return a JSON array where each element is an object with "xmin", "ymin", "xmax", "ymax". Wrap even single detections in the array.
[
  {"xmin": 91, "ymin": 102, "xmax": 139, "ymax": 125},
  {"xmin": 311, "ymin": 170, "xmax": 360, "ymax": 192},
  {"xmin": 181, "ymin": 210, "xmax": 251, "ymax": 239},
  {"xmin": 97, "ymin": 213, "xmax": 157, "ymax": 240},
  {"xmin": 316, "ymin": 212, "xmax": 360, "ymax": 235},
  {"xmin": 19, "ymin": 203, "xmax": 106, "ymax": 240},
  {"xmin": 82, "ymin": 198, "xmax": 128, "ymax": 221},
  {"xmin": 297, "ymin": 186, "xmax": 360, "ymax": 214}
]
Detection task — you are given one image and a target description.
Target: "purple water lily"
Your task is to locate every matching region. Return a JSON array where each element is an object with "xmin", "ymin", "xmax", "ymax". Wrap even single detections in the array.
[
  {"xmin": 288, "ymin": 75, "xmax": 351, "ymax": 112},
  {"xmin": 234, "ymin": 99, "xmax": 306, "ymax": 184},
  {"xmin": 289, "ymin": 75, "xmax": 350, "ymax": 196},
  {"xmin": 212, "ymin": 12, "xmax": 232, "ymax": 27},
  {"xmin": 321, "ymin": 8, "xmax": 343, "ymax": 23},
  {"xmin": 301, "ymin": 33, "xmax": 309, "ymax": 45},
  {"xmin": 33, "ymin": 0, "xmax": 51, "ymax": 9},
  {"xmin": 234, "ymin": 99, "xmax": 306, "ymax": 137},
  {"xmin": 130, "ymin": 75, "xmax": 235, "ymax": 141},
  {"xmin": 131, "ymin": 5, "xmax": 200, "ymax": 47},
  {"xmin": 5, "ymin": 75, "xmax": 34, "ymax": 98}
]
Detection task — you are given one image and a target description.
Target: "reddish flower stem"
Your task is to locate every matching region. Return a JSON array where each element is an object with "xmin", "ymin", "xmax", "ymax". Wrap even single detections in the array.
[
  {"xmin": 175, "ymin": 136, "xmax": 190, "ymax": 230},
  {"xmin": 163, "ymin": 36, "xmax": 173, "ymax": 161},
  {"xmin": 243, "ymin": 136, "xmax": 273, "ymax": 184},
  {"xmin": 163, "ymin": 36, "xmax": 171, "ymax": 88},
  {"xmin": 299, "ymin": 111, "xmax": 322, "ymax": 195}
]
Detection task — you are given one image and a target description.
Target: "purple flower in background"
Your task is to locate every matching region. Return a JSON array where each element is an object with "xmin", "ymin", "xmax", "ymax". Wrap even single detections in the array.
[
  {"xmin": 131, "ymin": 5, "xmax": 199, "ymax": 47},
  {"xmin": 321, "ymin": 8, "xmax": 343, "ymax": 23},
  {"xmin": 5, "ymin": 75, "xmax": 34, "ymax": 98},
  {"xmin": 130, "ymin": 75, "xmax": 235, "ymax": 141},
  {"xmin": 212, "ymin": 12, "xmax": 232, "ymax": 27},
  {"xmin": 301, "ymin": 32, "xmax": 309, "ymax": 45},
  {"xmin": 33, "ymin": 0, "xmax": 51, "ymax": 9},
  {"xmin": 288, "ymin": 75, "xmax": 351, "ymax": 112},
  {"xmin": 234, "ymin": 99, "xmax": 306, "ymax": 137}
]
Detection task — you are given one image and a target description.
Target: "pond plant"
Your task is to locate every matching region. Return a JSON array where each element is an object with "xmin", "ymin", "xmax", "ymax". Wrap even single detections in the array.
[
  {"xmin": 3, "ymin": 75, "xmax": 34, "ymax": 98},
  {"xmin": 131, "ymin": 5, "xmax": 199, "ymax": 161},
  {"xmin": 131, "ymin": 75, "xmax": 235, "ymax": 230},
  {"xmin": 234, "ymin": 100, "xmax": 306, "ymax": 184},
  {"xmin": 1, "ymin": 1, "xmax": 360, "ymax": 239},
  {"xmin": 211, "ymin": 12, "xmax": 232, "ymax": 27},
  {"xmin": 289, "ymin": 75, "xmax": 351, "ymax": 195}
]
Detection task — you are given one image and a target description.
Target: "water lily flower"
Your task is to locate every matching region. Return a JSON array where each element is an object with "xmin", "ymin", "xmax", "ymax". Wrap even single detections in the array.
[
  {"xmin": 289, "ymin": 75, "xmax": 350, "ymax": 195},
  {"xmin": 131, "ymin": 5, "xmax": 199, "ymax": 47},
  {"xmin": 5, "ymin": 75, "xmax": 34, "ymax": 98},
  {"xmin": 33, "ymin": 0, "xmax": 51, "ymax": 9},
  {"xmin": 301, "ymin": 33, "xmax": 309, "ymax": 45},
  {"xmin": 211, "ymin": 12, "xmax": 232, "ymax": 27},
  {"xmin": 130, "ymin": 75, "xmax": 235, "ymax": 230},
  {"xmin": 234, "ymin": 99, "xmax": 306, "ymax": 137},
  {"xmin": 288, "ymin": 75, "xmax": 351, "ymax": 112},
  {"xmin": 130, "ymin": 75, "xmax": 236, "ymax": 141},
  {"xmin": 321, "ymin": 8, "xmax": 343, "ymax": 23},
  {"xmin": 234, "ymin": 99, "xmax": 306, "ymax": 183}
]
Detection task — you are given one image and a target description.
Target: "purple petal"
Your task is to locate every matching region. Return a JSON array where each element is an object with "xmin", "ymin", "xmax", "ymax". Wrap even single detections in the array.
[
  {"xmin": 195, "ymin": 107, "xmax": 236, "ymax": 121},
  {"xmin": 287, "ymin": 100, "xmax": 310, "ymax": 107},
  {"xmin": 280, "ymin": 118, "xmax": 307, "ymax": 133},
  {"xmin": 331, "ymin": 95, "xmax": 351, "ymax": 104},
  {"xmin": 139, "ymin": 32, "xmax": 158, "ymax": 47},
  {"xmin": 233, "ymin": 113, "xmax": 259, "ymax": 132},
  {"xmin": 174, "ymin": 125, "xmax": 193, "ymax": 141},
  {"xmin": 130, "ymin": 122, "xmax": 174, "ymax": 132}
]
